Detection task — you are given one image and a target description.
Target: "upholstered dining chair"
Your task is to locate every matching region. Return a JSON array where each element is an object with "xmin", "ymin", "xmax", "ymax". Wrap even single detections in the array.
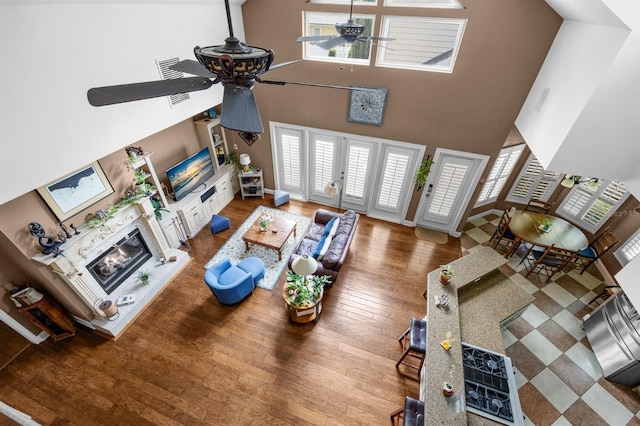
[
  {"xmin": 390, "ymin": 396, "xmax": 425, "ymax": 426},
  {"xmin": 574, "ymin": 226, "xmax": 619, "ymax": 275},
  {"xmin": 524, "ymin": 198, "xmax": 555, "ymax": 214},
  {"xmin": 396, "ymin": 318, "xmax": 427, "ymax": 376},
  {"xmin": 519, "ymin": 244, "xmax": 577, "ymax": 283},
  {"xmin": 489, "ymin": 208, "xmax": 520, "ymax": 256}
]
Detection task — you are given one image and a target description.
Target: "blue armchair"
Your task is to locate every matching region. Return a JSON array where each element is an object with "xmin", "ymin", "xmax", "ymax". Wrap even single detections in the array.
[{"xmin": 204, "ymin": 257, "xmax": 255, "ymax": 304}]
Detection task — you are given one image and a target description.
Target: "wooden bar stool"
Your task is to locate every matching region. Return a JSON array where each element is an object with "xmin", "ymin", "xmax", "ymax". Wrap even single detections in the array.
[
  {"xmin": 396, "ymin": 318, "xmax": 427, "ymax": 374},
  {"xmin": 390, "ymin": 396, "xmax": 425, "ymax": 426}
]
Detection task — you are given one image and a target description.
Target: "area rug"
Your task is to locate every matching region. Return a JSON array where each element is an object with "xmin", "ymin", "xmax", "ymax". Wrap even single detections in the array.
[
  {"xmin": 204, "ymin": 206, "xmax": 313, "ymax": 291},
  {"xmin": 415, "ymin": 226, "xmax": 449, "ymax": 244}
]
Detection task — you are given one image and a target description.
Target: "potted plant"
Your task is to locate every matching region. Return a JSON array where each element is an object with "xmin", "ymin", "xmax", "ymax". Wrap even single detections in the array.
[
  {"xmin": 415, "ymin": 156, "xmax": 434, "ymax": 190},
  {"xmin": 285, "ymin": 271, "xmax": 331, "ymax": 308},
  {"xmin": 136, "ymin": 270, "xmax": 152, "ymax": 286},
  {"xmin": 439, "ymin": 264, "xmax": 455, "ymax": 285},
  {"xmin": 258, "ymin": 216, "xmax": 271, "ymax": 232},
  {"xmin": 537, "ymin": 218, "xmax": 552, "ymax": 232}
]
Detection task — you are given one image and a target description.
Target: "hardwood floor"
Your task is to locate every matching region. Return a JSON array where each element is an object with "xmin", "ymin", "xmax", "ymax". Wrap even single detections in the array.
[{"xmin": 0, "ymin": 196, "xmax": 461, "ymax": 425}]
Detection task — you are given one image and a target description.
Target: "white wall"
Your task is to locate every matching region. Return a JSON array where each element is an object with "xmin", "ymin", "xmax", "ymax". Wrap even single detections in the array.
[
  {"xmin": 0, "ymin": 0, "xmax": 247, "ymax": 205},
  {"xmin": 515, "ymin": 0, "xmax": 638, "ymax": 185}
]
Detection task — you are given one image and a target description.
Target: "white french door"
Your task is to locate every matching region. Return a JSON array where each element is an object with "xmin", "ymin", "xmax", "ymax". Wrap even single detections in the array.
[
  {"xmin": 271, "ymin": 122, "xmax": 424, "ymax": 223},
  {"xmin": 416, "ymin": 149, "xmax": 488, "ymax": 234},
  {"xmin": 272, "ymin": 126, "xmax": 306, "ymax": 198},
  {"xmin": 367, "ymin": 144, "xmax": 422, "ymax": 222}
]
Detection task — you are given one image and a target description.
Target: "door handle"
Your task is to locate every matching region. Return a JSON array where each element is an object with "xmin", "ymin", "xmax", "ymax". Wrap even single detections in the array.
[{"xmin": 425, "ymin": 184, "xmax": 433, "ymax": 198}]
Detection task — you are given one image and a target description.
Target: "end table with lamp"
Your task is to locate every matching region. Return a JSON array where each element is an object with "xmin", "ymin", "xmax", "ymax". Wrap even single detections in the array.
[
  {"xmin": 283, "ymin": 255, "xmax": 331, "ymax": 324},
  {"xmin": 238, "ymin": 154, "xmax": 264, "ymax": 200}
]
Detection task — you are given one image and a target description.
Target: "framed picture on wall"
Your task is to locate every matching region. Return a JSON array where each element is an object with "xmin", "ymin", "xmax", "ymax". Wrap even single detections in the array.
[
  {"xmin": 348, "ymin": 86, "xmax": 388, "ymax": 126},
  {"xmin": 37, "ymin": 161, "xmax": 114, "ymax": 221}
]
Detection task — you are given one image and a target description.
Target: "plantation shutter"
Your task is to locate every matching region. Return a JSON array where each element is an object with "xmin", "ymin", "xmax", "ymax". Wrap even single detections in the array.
[
  {"xmin": 505, "ymin": 154, "xmax": 561, "ymax": 203},
  {"xmin": 274, "ymin": 127, "xmax": 304, "ymax": 195},
  {"xmin": 616, "ymin": 230, "xmax": 640, "ymax": 265},
  {"xmin": 428, "ymin": 162, "xmax": 468, "ymax": 217},
  {"xmin": 558, "ymin": 180, "xmax": 629, "ymax": 233},
  {"xmin": 377, "ymin": 151, "xmax": 410, "ymax": 210},
  {"xmin": 313, "ymin": 138, "xmax": 335, "ymax": 194},
  {"xmin": 344, "ymin": 143, "xmax": 370, "ymax": 201},
  {"xmin": 475, "ymin": 144, "xmax": 524, "ymax": 206}
]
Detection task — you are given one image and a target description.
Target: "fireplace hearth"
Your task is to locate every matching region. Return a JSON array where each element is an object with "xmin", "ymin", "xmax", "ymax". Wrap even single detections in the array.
[{"xmin": 87, "ymin": 228, "xmax": 152, "ymax": 295}]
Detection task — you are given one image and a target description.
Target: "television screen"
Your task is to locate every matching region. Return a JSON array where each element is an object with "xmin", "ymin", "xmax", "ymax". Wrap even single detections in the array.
[{"xmin": 165, "ymin": 147, "xmax": 215, "ymax": 201}]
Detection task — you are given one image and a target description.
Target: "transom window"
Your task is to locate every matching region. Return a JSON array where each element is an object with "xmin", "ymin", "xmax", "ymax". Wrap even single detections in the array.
[
  {"xmin": 384, "ymin": 0, "xmax": 464, "ymax": 9},
  {"xmin": 376, "ymin": 16, "xmax": 466, "ymax": 73},
  {"xmin": 309, "ymin": 0, "xmax": 376, "ymax": 4},
  {"xmin": 301, "ymin": 12, "xmax": 376, "ymax": 64}
]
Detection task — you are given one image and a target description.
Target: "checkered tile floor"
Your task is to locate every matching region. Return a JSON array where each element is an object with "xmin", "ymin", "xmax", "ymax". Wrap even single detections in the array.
[{"xmin": 462, "ymin": 214, "xmax": 640, "ymax": 426}]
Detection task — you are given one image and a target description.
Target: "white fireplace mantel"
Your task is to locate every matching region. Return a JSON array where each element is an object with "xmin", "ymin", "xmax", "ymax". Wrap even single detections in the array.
[{"xmin": 31, "ymin": 197, "xmax": 190, "ymax": 339}]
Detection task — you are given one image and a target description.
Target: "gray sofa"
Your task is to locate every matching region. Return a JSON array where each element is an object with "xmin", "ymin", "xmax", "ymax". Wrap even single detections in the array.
[{"xmin": 288, "ymin": 209, "xmax": 359, "ymax": 285}]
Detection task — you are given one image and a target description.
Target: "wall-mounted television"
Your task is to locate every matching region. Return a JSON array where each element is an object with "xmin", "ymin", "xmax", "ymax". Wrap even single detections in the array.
[{"xmin": 165, "ymin": 147, "xmax": 215, "ymax": 201}]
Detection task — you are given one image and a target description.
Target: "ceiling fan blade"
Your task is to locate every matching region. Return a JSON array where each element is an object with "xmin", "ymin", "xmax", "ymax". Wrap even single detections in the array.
[
  {"xmin": 257, "ymin": 78, "xmax": 363, "ymax": 92},
  {"xmin": 268, "ymin": 60, "xmax": 301, "ymax": 71},
  {"xmin": 88, "ymin": 77, "xmax": 213, "ymax": 106},
  {"xmin": 296, "ymin": 35, "xmax": 337, "ymax": 42},
  {"xmin": 318, "ymin": 37, "xmax": 348, "ymax": 50},
  {"xmin": 221, "ymin": 84, "xmax": 263, "ymax": 133},
  {"xmin": 169, "ymin": 59, "xmax": 215, "ymax": 78}
]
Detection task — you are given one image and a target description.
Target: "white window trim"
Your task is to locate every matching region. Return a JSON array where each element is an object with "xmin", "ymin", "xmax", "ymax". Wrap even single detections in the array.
[
  {"xmin": 475, "ymin": 144, "xmax": 524, "ymax": 207},
  {"xmin": 615, "ymin": 228, "xmax": 640, "ymax": 266},
  {"xmin": 375, "ymin": 15, "xmax": 466, "ymax": 73},
  {"xmin": 384, "ymin": 0, "xmax": 464, "ymax": 9},
  {"xmin": 301, "ymin": 11, "xmax": 376, "ymax": 65},
  {"xmin": 556, "ymin": 179, "xmax": 630, "ymax": 235}
]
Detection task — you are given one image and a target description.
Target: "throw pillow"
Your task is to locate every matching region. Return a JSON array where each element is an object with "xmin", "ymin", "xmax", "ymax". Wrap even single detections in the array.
[
  {"xmin": 322, "ymin": 217, "xmax": 336, "ymax": 238},
  {"xmin": 312, "ymin": 235, "xmax": 327, "ymax": 259},
  {"xmin": 317, "ymin": 233, "xmax": 333, "ymax": 260},
  {"xmin": 328, "ymin": 217, "xmax": 340, "ymax": 239}
]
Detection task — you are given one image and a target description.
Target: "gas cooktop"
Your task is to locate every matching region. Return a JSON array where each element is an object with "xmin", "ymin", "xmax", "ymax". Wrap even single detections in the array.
[{"xmin": 461, "ymin": 342, "xmax": 525, "ymax": 425}]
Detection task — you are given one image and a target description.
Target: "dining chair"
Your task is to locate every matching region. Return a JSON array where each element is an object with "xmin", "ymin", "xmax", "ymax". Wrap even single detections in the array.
[
  {"xmin": 524, "ymin": 198, "xmax": 555, "ymax": 214},
  {"xmin": 489, "ymin": 208, "xmax": 520, "ymax": 256},
  {"xmin": 574, "ymin": 226, "xmax": 619, "ymax": 275},
  {"xmin": 520, "ymin": 244, "xmax": 577, "ymax": 283}
]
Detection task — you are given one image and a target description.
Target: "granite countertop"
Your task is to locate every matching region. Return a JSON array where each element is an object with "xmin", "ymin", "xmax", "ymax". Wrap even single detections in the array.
[{"xmin": 421, "ymin": 247, "xmax": 535, "ymax": 425}]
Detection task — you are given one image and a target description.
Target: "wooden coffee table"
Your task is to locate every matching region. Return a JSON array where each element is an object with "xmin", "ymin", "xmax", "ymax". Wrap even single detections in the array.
[{"xmin": 242, "ymin": 216, "xmax": 297, "ymax": 260}]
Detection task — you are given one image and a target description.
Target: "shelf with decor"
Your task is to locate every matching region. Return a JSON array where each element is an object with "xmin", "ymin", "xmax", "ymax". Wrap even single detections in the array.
[
  {"xmin": 238, "ymin": 169, "xmax": 264, "ymax": 199},
  {"xmin": 194, "ymin": 116, "xmax": 229, "ymax": 171},
  {"xmin": 129, "ymin": 151, "xmax": 170, "ymax": 209}
]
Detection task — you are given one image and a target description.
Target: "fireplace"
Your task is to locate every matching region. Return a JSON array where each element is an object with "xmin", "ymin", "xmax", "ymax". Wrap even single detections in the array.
[{"xmin": 86, "ymin": 228, "xmax": 152, "ymax": 295}]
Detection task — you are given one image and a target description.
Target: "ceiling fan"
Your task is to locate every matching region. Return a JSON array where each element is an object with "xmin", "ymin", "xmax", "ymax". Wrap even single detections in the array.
[
  {"xmin": 296, "ymin": 0, "xmax": 394, "ymax": 50},
  {"xmin": 87, "ymin": 0, "xmax": 358, "ymax": 135}
]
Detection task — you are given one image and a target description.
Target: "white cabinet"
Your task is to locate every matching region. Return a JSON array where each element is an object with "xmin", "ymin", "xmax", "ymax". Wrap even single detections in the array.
[
  {"xmin": 194, "ymin": 117, "xmax": 229, "ymax": 172},
  {"xmin": 172, "ymin": 166, "xmax": 236, "ymax": 238},
  {"xmin": 179, "ymin": 197, "xmax": 208, "ymax": 238}
]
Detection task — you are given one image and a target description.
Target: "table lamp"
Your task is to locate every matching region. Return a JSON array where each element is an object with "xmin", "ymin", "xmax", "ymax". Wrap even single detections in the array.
[
  {"xmin": 291, "ymin": 254, "xmax": 318, "ymax": 276},
  {"xmin": 239, "ymin": 153, "xmax": 251, "ymax": 173}
]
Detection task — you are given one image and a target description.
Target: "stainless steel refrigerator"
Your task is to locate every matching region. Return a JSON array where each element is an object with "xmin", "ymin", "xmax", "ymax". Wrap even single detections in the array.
[{"xmin": 583, "ymin": 291, "xmax": 640, "ymax": 387}]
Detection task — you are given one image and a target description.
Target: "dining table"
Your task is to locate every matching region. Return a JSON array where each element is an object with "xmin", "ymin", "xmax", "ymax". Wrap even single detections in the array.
[{"xmin": 505, "ymin": 210, "xmax": 589, "ymax": 257}]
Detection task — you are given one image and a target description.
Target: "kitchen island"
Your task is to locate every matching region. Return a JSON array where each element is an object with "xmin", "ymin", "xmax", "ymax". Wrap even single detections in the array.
[{"xmin": 420, "ymin": 247, "xmax": 535, "ymax": 425}]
